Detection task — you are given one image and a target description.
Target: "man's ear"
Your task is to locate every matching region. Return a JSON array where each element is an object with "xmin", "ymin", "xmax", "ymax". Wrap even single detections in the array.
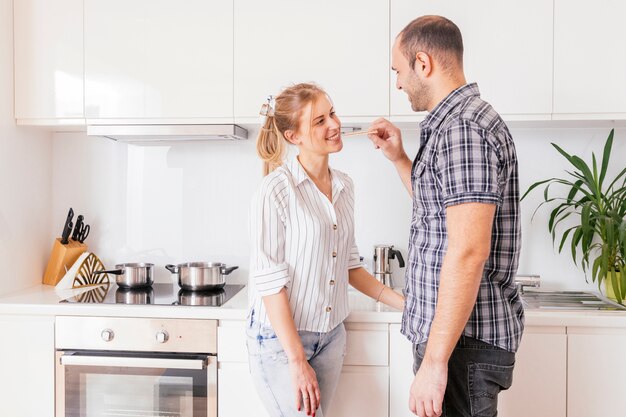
[
  {"xmin": 414, "ymin": 51, "xmax": 433, "ymax": 77},
  {"xmin": 283, "ymin": 129, "xmax": 300, "ymax": 145}
]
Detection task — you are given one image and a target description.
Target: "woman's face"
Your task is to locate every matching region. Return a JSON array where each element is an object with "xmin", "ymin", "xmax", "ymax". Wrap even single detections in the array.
[{"xmin": 292, "ymin": 95, "xmax": 343, "ymax": 156}]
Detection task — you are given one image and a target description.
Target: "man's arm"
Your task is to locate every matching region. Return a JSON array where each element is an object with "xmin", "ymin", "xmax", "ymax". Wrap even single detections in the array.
[{"xmin": 409, "ymin": 202, "xmax": 496, "ymax": 417}]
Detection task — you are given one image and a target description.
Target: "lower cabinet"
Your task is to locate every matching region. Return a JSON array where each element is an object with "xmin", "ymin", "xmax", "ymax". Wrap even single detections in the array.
[
  {"xmin": 567, "ymin": 328, "xmax": 626, "ymax": 417},
  {"xmin": 389, "ymin": 324, "xmax": 567, "ymax": 417},
  {"xmin": 499, "ymin": 327, "xmax": 567, "ymax": 417},
  {"xmin": 217, "ymin": 321, "xmax": 389, "ymax": 417},
  {"xmin": 0, "ymin": 315, "xmax": 55, "ymax": 417}
]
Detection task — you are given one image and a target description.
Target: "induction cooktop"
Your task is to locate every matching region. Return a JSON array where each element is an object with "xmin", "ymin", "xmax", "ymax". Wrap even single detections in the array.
[{"xmin": 59, "ymin": 283, "xmax": 245, "ymax": 307}]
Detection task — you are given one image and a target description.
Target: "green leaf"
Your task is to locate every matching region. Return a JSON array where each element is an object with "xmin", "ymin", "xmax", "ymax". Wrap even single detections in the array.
[
  {"xmin": 558, "ymin": 226, "xmax": 577, "ymax": 253},
  {"xmin": 599, "ymin": 129, "xmax": 614, "ymax": 189},
  {"xmin": 521, "ymin": 178, "xmax": 555, "ymax": 201},
  {"xmin": 571, "ymin": 155, "xmax": 599, "ymax": 197},
  {"xmin": 571, "ymin": 227, "xmax": 584, "ymax": 265},
  {"xmin": 592, "ymin": 254, "xmax": 602, "ymax": 283},
  {"xmin": 567, "ymin": 180, "xmax": 584, "ymax": 203}
]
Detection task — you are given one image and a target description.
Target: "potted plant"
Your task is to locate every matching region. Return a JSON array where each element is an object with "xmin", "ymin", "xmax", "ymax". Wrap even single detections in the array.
[{"xmin": 522, "ymin": 129, "xmax": 626, "ymax": 303}]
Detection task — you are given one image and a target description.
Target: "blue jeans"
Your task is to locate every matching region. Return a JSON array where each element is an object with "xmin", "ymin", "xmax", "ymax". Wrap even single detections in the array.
[
  {"xmin": 246, "ymin": 317, "xmax": 346, "ymax": 417},
  {"xmin": 413, "ymin": 335, "xmax": 516, "ymax": 417}
]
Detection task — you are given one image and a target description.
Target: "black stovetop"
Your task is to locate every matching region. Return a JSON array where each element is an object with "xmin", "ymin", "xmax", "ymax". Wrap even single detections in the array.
[{"xmin": 59, "ymin": 283, "xmax": 245, "ymax": 307}]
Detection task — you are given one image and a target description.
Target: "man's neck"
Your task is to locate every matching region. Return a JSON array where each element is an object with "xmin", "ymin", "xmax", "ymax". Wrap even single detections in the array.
[{"xmin": 427, "ymin": 75, "xmax": 467, "ymax": 112}]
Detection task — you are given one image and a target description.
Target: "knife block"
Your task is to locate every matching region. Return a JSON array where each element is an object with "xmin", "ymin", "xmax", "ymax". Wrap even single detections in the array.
[{"xmin": 42, "ymin": 238, "xmax": 88, "ymax": 286}]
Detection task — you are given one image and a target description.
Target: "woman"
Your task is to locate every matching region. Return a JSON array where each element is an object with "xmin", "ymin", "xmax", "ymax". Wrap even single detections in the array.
[{"xmin": 247, "ymin": 83, "xmax": 404, "ymax": 417}]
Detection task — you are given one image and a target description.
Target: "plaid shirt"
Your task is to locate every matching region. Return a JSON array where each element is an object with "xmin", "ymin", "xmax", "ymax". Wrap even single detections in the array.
[{"xmin": 401, "ymin": 83, "xmax": 524, "ymax": 353}]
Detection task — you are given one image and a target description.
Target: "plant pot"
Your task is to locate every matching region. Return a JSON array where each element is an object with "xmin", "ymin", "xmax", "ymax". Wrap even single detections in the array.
[{"xmin": 604, "ymin": 271, "xmax": 623, "ymax": 304}]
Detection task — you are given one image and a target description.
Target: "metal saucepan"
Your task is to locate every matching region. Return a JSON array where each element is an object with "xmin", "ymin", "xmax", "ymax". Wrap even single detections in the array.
[
  {"xmin": 165, "ymin": 262, "xmax": 238, "ymax": 291},
  {"xmin": 94, "ymin": 263, "xmax": 154, "ymax": 289},
  {"xmin": 175, "ymin": 288, "xmax": 225, "ymax": 306}
]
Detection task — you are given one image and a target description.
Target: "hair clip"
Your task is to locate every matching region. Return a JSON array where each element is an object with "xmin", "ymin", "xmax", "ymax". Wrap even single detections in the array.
[{"xmin": 259, "ymin": 95, "xmax": 276, "ymax": 117}]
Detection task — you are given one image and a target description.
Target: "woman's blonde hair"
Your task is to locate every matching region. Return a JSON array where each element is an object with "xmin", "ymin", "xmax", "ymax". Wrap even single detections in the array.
[{"xmin": 257, "ymin": 83, "xmax": 327, "ymax": 176}]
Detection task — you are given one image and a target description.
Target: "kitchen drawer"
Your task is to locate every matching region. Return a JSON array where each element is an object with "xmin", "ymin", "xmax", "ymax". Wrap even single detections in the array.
[{"xmin": 217, "ymin": 321, "xmax": 388, "ymax": 366}]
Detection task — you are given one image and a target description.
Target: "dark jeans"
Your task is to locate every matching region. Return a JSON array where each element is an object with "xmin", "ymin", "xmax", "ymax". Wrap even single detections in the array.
[{"xmin": 413, "ymin": 335, "xmax": 515, "ymax": 417}]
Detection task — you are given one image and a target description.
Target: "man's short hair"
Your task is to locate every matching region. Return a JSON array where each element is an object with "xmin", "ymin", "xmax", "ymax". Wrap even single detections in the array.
[{"xmin": 398, "ymin": 15, "xmax": 464, "ymax": 71}]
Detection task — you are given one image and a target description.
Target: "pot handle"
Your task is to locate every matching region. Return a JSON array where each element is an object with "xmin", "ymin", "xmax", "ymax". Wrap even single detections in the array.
[
  {"xmin": 93, "ymin": 269, "xmax": 124, "ymax": 275},
  {"xmin": 221, "ymin": 265, "xmax": 239, "ymax": 275},
  {"xmin": 165, "ymin": 264, "xmax": 179, "ymax": 274}
]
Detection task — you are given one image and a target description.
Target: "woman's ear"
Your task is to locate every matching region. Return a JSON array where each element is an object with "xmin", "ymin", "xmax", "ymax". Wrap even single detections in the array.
[{"xmin": 283, "ymin": 130, "xmax": 300, "ymax": 145}]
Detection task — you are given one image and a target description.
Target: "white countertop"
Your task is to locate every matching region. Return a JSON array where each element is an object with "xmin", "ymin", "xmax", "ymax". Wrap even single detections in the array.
[{"xmin": 2, "ymin": 284, "xmax": 626, "ymax": 328}]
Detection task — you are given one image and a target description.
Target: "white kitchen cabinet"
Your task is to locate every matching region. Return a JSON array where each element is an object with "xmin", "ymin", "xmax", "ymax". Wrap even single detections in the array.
[
  {"xmin": 498, "ymin": 327, "xmax": 567, "ymax": 417},
  {"xmin": 388, "ymin": 324, "xmax": 415, "ymax": 417},
  {"xmin": 389, "ymin": 324, "xmax": 567, "ymax": 417},
  {"xmin": 218, "ymin": 320, "xmax": 389, "ymax": 417},
  {"xmin": 233, "ymin": 0, "xmax": 390, "ymax": 122},
  {"xmin": 0, "ymin": 315, "xmax": 55, "ymax": 417},
  {"xmin": 218, "ymin": 362, "xmax": 271, "ymax": 417},
  {"xmin": 554, "ymin": 0, "xmax": 626, "ymax": 117},
  {"xmin": 84, "ymin": 0, "xmax": 233, "ymax": 121},
  {"xmin": 14, "ymin": 0, "xmax": 84, "ymax": 124},
  {"xmin": 327, "ymin": 366, "xmax": 389, "ymax": 417},
  {"xmin": 390, "ymin": 0, "xmax": 553, "ymax": 120},
  {"xmin": 567, "ymin": 328, "xmax": 626, "ymax": 417}
]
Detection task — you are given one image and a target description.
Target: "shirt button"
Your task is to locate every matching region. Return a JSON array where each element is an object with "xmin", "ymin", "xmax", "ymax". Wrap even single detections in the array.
[
  {"xmin": 326, "ymin": 306, "xmax": 332, "ymax": 312},
  {"xmin": 329, "ymin": 280, "xmax": 335, "ymax": 285},
  {"xmin": 332, "ymin": 251, "xmax": 337, "ymax": 257},
  {"xmin": 333, "ymin": 224, "xmax": 337, "ymax": 230}
]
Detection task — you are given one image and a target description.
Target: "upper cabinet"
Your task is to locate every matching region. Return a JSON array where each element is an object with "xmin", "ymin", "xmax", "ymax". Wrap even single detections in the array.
[
  {"xmin": 390, "ymin": 0, "xmax": 553, "ymax": 120},
  {"xmin": 233, "ymin": 0, "xmax": 390, "ymax": 122},
  {"xmin": 13, "ymin": 0, "xmax": 626, "ymax": 125},
  {"xmin": 84, "ymin": 0, "xmax": 233, "ymax": 121},
  {"xmin": 554, "ymin": 0, "xmax": 626, "ymax": 117},
  {"xmin": 14, "ymin": 0, "xmax": 84, "ymax": 124}
]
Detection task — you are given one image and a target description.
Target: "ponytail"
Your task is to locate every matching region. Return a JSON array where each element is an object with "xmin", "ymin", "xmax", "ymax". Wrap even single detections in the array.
[{"xmin": 256, "ymin": 115, "xmax": 284, "ymax": 176}]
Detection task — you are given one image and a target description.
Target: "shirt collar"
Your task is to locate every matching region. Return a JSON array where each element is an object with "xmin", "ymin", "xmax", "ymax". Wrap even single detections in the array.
[
  {"xmin": 285, "ymin": 156, "xmax": 346, "ymax": 199},
  {"xmin": 420, "ymin": 83, "xmax": 480, "ymax": 131}
]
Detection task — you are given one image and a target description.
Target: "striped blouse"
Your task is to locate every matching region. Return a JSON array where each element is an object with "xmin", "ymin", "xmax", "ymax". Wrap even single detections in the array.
[{"xmin": 248, "ymin": 157, "xmax": 362, "ymax": 333}]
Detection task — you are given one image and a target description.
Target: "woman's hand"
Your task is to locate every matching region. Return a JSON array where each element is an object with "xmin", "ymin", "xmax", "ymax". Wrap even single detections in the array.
[{"xmin": 290, "ymin": 357, "xmax": 321, "ymax": 416}]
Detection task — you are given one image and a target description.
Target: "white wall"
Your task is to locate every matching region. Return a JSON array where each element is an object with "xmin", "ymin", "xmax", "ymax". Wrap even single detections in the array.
[
  {"xmin": 0, "ymin": 0, "xmax": 52, "ymax": 296},
  {"xmin": 51, "ymin": 125, "xmax": 626, "ymax": 292}
]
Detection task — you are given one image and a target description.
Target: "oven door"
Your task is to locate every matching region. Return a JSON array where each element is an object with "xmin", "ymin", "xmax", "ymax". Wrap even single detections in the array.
[{"xmin": 56, "ymin": 350, "xmax": 217, "ymax": 417}]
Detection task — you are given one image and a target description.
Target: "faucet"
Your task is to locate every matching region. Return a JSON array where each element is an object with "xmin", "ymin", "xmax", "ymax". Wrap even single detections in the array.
[{"xmin": 514, "ymin": 274, "xmax": 541, "ymax": 294}]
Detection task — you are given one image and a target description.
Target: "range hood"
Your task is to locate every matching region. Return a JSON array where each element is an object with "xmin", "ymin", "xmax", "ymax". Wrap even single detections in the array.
[{"xmin": 87, "ymin": 124, "xmax": 248, "ymax": 142}]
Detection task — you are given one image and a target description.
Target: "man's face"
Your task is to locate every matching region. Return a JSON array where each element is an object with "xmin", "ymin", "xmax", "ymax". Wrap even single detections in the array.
[{"xmin": 392, "ymin": 38, "xmax": 430, "ymax": 112}]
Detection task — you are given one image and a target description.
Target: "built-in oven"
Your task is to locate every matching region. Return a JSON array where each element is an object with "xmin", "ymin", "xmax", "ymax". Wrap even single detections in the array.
[{"xmin": 55, "ymin": 316, "xmax": 217, "ymax": 417}]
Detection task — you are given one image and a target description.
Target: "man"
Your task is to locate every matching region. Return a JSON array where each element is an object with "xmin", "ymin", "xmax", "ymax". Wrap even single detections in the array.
[{"xmin": 368, "ymin": 16, "xmax": 524, "ymax": 417}]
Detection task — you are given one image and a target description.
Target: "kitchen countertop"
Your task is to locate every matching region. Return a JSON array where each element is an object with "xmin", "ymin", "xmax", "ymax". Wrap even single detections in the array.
[{"xmin": 2, "ymin": 284, "xmax": 626, "ymax": 328}]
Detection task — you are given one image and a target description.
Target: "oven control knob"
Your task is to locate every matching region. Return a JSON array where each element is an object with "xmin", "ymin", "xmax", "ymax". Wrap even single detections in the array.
[
  {"xmin": 156, "ymin": 330, "xmax": 169, "ymax": 344},
  {"xmin": 101, "ymin": 329, "xmax": 114, "ymax": 342}
]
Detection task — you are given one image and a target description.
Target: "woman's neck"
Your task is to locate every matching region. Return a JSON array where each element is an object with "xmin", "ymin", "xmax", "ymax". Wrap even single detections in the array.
[{"xmin": 297, "ymin": 153, "xmax": 330, "ymax": 183}]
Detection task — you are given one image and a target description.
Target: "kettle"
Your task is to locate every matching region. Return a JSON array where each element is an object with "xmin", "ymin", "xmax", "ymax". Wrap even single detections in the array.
[{"xmin": 373, "ymin": 245, "xmax": 405, "ymax": 287}]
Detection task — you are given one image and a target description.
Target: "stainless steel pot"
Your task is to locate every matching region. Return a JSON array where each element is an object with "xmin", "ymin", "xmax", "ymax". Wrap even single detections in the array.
[
  {"xmin": 165, "ymin": 262, "xmax": 238, "ymax": 291},
  {"xmin": 115, "ymin": 287, "xmax": 154, "ymax": 304},
  {"xmin": 94, "ymin": 263, "xmax": 154, "ymax": 289}
]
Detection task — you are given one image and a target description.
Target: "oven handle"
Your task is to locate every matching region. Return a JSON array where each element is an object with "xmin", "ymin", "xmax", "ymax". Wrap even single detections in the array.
[{"xmin": 59, "ymin": 354, "xmax": 209, "ymax": 370}]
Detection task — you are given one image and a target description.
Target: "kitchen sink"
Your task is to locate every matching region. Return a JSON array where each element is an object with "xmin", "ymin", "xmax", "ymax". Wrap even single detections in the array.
[{"xmin": 521, "ymin": 290, "xmax": 626, "ymax": 311}]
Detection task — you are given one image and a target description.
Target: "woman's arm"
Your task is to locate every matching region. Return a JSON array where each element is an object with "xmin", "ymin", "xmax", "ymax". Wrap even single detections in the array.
[
  {"xmin": 262, "ymin": 288, "xmax": 321, "ymax": 415},
  {"xmin": 348, "ymin": 267, "xmax": 404, "ymax": 310}
]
